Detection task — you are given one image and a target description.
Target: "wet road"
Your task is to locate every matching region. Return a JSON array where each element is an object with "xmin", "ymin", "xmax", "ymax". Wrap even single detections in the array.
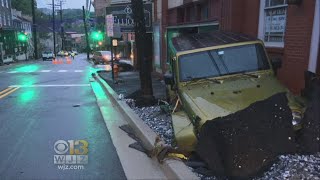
[{"xmin": 0, "ymin": 55, "xmax": 126, "ymax": 179}]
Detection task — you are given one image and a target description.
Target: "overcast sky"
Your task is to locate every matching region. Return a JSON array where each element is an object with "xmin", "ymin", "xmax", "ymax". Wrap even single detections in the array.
[{"xmin": 37, "ymin": 0, "xmax": 88, "ymax": 9}]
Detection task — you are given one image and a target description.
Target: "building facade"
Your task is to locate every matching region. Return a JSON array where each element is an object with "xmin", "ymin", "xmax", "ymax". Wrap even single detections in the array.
[
  {"xmin": 0, "ymin": 0, "xmax": 14, "ymax": 63},
  {"xmin": 12, "ymin": 9, "xmax": 33, "ymax": 61},
  {"xmin": 155, "ymin": 0, "xmax": 320, "ymax": 94},
  {"xmin": 93, "ymin": 0, "xmax": 111, "ymax": 17}
]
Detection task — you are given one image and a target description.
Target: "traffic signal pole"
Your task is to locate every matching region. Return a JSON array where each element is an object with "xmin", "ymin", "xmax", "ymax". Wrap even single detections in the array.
[
  {"xmin": 110, "ymin": 38, "xmax": 114, "ymax": 82},
  {"xmin": 59, "ymin": 0, "xmax": 65, "ymax": 50},
  {"xmin": 82, "ymin": 6, "xmax": 90, "ymax": 60},
  {"xmin": 31, "ymin": 0, "xmax": 38, "ymax": 59},
  {"xmin": 52, "ymin": 0, "xmax": 56, "ymax": 56}
]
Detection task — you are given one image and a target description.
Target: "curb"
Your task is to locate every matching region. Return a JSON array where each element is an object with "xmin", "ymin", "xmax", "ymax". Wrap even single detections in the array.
[{"xmin": 93, "ymin": 73, "xmax": 199, "ymax": 180}]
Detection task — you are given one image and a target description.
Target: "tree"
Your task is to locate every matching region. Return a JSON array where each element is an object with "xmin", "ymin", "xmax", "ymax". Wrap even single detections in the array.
[
  {"xmin": 131, "ymin": 0, "xmax": 154, "ymax": 104},
  {"xmin": 11, "ymin": 0, "xmax": 36, "ymax": 15}
]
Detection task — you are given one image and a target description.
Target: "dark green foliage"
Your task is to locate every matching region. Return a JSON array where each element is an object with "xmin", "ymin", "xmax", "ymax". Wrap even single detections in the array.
[{"xmin": 11, "ymin": 0, "xmax": 36, "ymax": 15}]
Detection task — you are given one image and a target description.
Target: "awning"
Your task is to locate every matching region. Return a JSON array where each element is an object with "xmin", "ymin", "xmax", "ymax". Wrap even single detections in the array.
[{"xmin": 167, "ymin": 21, "xmax": 219, "ymax": 29}]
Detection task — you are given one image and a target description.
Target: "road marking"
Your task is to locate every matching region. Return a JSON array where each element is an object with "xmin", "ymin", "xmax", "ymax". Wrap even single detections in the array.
[
  {"xmin": 0, "ymin": 87, "xmax": 14, "ymax": 95},
  {"xmin": 0, "ymin": 87, "xmax": 20, "ymax": 99},
  {"xmin": 10, "ymin": 84, "xmax": 91, "ymax": 88},
  {"xmin": 74, "ymin": 70, "xmax": 83, "ymax": 72},
  {"xmin": 58, "ymin": 70, "xmax": 67, "ymax": 72},
  {"xmin": 41, "ymin": 70, "xmax": 51, "ymax": 72}
]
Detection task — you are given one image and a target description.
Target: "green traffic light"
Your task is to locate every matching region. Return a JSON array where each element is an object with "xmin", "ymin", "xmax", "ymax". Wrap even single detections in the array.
[
  {"xmin": 91, "ymin": 31, "xmax": 103, "ymax": 41},
  {"xmin": 18, "ymin": 33, "xmax": 28, "ymax": 42}
]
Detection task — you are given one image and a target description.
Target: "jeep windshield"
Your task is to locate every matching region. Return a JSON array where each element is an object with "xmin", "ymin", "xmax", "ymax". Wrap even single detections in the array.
[{"xmin": 179, "ymin": 43, "xmax": 270, "ymax": 82}]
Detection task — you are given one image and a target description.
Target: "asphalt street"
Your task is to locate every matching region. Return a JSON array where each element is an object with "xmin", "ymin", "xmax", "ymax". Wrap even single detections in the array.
[{"xmin": 0, "ymin": 54, "xmax": 126, "ymax": 179}]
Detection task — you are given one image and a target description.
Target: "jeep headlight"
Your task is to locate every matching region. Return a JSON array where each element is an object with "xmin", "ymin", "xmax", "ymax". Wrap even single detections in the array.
[{"xmin": 292, "ymin": 111, "xmax": 302, "ymax": 127}]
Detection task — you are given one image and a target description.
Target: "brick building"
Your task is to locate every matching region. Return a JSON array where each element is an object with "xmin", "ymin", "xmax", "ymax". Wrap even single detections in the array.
[{"xmin": 154, "ymin": 0, "xmax": 320, "ymax": 94}]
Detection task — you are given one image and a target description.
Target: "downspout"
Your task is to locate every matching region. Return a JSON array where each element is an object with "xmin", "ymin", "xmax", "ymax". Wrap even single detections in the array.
[{"xmin": 308, "ymin": 0, "xmax": 320, "ymax": 73}]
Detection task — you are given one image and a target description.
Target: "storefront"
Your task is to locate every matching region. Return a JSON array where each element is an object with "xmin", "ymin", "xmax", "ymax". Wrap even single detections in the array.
[{"xmin": 0, "ymin": 27, "xmax": 16, "ymax": 63}]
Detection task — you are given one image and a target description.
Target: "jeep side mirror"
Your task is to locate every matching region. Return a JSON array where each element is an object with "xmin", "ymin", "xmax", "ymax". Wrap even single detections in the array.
[{"xmin": 164, "ymin": 73, "xmax": 174, "ymax": 86}]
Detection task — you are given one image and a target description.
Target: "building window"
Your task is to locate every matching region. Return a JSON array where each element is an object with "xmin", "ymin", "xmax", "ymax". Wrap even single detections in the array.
[
  {"xmin": 6, "ymin": 0, "xmax": 8, "ymax": 8},
  {"xmin": 177, "ymin": 8, "xmax": 185, "ymax": 23},
  {"xmin": 200, "ymin": 2, "xmax": 209, "ymax": 21},
  {"xmin": 258, "ymin": 0, "xmax": 288, "ymax": 47},
  {"xmin": 3, "ymin": 14, "xmax": 6, "ymax": 26}
]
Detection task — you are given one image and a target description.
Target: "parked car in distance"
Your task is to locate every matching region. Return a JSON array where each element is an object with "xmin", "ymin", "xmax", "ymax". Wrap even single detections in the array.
[
  {"xmin": 71, "ymin": 50, "xmax": 78, "ymax": 55},
  {"xmin": 92, "ymin": 51, "xmax": 112, "ymax": 65},
  {"xmin": 57, "ymin": 50, "xmax": 69, "ymax": 57},
  {"xmin": 42, "ymin": 51, "xmax": 55, "ymax": 61}
]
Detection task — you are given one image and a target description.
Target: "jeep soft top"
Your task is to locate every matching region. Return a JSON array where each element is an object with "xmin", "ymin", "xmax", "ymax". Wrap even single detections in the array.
[{"xmin": 171, "ymin": 31, "xmax": 258, "ymax": 53}]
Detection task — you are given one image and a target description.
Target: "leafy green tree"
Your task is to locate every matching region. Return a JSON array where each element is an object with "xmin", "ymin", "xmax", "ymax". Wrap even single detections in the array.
[{"xmin": 11, "ymin": 0, "xmax": 36, "ymax": 15}]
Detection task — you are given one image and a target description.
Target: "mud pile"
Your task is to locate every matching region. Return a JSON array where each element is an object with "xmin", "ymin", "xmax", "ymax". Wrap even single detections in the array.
[
  {"xmin": 298, "ymin": 76, "xmax": 320, "ymax": 153},
  {"xmin": 196, "ymin": 93, "xmax": 296, "ymax": 179}
]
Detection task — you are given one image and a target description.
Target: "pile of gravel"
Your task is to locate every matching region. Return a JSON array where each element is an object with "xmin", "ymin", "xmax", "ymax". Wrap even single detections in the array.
[
  {"xmin": 194, "ymin": 154, "xmax": 320, "ymax": 180},
  {"xmin": 257, "ymin": 154, "xmax": 320, "ymax": 180},
  {"xmin": 125, "ymin": 99, "xmax": 175, "ymax": 146}
]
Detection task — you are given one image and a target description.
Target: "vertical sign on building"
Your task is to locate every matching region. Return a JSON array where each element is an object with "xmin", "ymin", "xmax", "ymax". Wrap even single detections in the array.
[{"xmin": 106, "ymin": 14, "xmax": 114, "ymax": 37}]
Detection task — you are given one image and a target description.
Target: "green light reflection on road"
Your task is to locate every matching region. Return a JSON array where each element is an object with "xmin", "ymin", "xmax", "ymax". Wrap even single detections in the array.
[
  {"xmin": 19, "ymin": 90, "xmax": 36, "ymax": 104},
  {"xmin": 15, "ymin": 65, "xmax": 39, "ymax": 73},
  {"xmin": 18, "ymin": 76, "xmax": 36, "ymax": 86}
]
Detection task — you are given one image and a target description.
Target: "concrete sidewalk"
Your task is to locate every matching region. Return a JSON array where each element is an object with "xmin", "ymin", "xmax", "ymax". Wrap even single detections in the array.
[
  {"xmin": 92, "ymin": 75, "xmax": 199, "ymax": 180},
  {"xmin": 99, "ymin": 71, "xmax": 167, "ymax": 100}
]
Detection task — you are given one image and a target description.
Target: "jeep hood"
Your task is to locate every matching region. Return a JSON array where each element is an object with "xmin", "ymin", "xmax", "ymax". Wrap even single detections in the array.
[{"xmin": 180, "ymin": 74, "xmax": 287, "ymax": 126}]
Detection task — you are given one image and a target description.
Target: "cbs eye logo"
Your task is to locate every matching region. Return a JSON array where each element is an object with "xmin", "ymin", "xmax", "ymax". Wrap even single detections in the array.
[{"xmin": 54, "ymin": 140, "xmax": 89, "ymax": 155}]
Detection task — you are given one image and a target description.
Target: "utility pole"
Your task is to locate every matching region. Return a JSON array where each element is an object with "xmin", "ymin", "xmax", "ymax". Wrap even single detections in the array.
[
  {"xmin": 82, "ymin": 6, "xmax": 90, "ymax": 60},
  {"xmin": 31, "ymin": 0, "xmax": 38, "ymax": 59},
  {"xmin": 59, "ymin": 0, "xmax": 65, "ymax": 50},
  {"xmin": 52, "ymin": 0, "xmax": 56, "ymax": 56},
  {"xmin": 131, "ymin": 0, "xmax": 154, "ymax": 102}
]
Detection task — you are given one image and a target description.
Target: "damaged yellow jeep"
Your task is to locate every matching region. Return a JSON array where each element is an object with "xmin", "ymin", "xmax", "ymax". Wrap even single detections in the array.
[{"xmin": 164, "ymin": 31, "xmax": 305, "ymax": 152}]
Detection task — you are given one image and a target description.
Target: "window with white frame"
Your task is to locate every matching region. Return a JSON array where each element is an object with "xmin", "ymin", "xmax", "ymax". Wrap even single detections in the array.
[
  {"xmin": 263, "ymin": 0, "xmax": 288, "ymax": 43},
  {"xmin": 3, "ymin": 14, "xmax": 6, "ymax": 26}
]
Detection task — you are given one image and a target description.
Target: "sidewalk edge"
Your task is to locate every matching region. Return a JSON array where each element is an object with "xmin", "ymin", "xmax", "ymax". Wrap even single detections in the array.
[{"xmin": 93, "ymin": 74, "xmax": 199, "ymax": 180}]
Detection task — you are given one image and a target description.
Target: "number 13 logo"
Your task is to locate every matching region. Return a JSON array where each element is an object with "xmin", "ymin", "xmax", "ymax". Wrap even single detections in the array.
[{"xmin": 54, "ymin": 140, "xmax": 89, "ymax": 155}]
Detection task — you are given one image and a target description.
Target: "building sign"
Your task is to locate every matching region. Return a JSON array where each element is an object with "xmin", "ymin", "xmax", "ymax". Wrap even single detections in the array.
[
  {"xmin": 265, "ymin": 9, "xmax": 286, "ymax": 33},
  {"xmin": 106, "ymin": 14, "xmax": 114, "ymax": 37},
  {"xmin": 106, "ymin": 3, "xmax": 153, "ymax": 33}
]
